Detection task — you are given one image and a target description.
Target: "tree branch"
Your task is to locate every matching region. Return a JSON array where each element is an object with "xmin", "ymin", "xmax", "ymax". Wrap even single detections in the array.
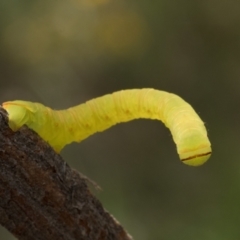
[{"xmin": 0, "ymin": 108, "xmax": 132, "ymax": 240}]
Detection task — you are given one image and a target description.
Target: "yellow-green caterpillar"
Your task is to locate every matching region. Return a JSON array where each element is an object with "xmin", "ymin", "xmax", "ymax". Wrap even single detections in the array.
[{"xmin": 2, "ymin": 89, "xmax": 211, "ymax": 166}]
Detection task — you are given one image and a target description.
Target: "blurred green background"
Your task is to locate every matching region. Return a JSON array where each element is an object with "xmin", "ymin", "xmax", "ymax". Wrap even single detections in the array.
[{"xmin": 0, "ymin": 0, "xmax": 240, "ymax": 239}]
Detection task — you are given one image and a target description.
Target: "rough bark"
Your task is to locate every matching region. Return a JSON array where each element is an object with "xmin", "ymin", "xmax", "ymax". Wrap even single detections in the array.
[{"xmin": 0, "ymin": 108, "xmax": 132, "ymax": 240}]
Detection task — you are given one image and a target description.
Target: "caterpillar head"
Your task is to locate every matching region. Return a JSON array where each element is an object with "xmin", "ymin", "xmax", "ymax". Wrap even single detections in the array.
[
  {"xmin": 177, "ymin": 131, "xmax": 212, "ymax": 166},
  {"xmin": 2, "ymin": 101, "xmax": 37, "ymax": 131}
]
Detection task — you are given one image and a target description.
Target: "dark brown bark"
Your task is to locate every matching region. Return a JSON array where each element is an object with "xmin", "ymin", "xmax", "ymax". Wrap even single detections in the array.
[{"xmin": 0, "ymin": 108, "xmax": 132, "ymax": 240}]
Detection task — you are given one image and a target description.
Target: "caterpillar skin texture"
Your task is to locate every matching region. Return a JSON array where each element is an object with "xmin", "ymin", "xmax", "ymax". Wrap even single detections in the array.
[{"xmin": 2, "ymin": 89, "xmax": 211, "ymax": 166}]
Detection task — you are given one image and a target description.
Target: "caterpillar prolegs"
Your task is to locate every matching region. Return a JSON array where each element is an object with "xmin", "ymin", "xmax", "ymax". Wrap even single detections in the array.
[{"xmin": 2, "ymin": 89, "xmax": 211, "ymax": 166}]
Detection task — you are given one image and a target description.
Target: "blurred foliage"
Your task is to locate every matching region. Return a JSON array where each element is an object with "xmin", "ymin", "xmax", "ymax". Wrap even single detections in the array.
[{"xmin": 0, "ymin": 0, "xmax": 240, "ymax": 239}]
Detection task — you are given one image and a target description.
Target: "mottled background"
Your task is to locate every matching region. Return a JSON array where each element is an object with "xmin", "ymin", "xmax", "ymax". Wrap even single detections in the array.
[{"xmin": 0, "ymin": 0, "xmax": 240, "ymax": 239}]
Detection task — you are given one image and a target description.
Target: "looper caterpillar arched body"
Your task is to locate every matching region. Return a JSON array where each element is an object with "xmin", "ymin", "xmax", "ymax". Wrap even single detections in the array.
[{"xmin": 2, "ymin": 88, "xmax": 211, "ymax": 166}]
